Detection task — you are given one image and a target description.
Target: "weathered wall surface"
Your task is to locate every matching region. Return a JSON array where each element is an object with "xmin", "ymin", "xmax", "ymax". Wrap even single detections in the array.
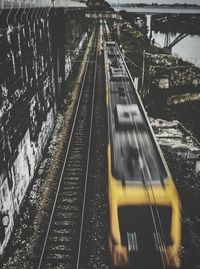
[
  {"xmin": 0, "ymin": 9, "xmax": 57, "ymax": 255},
  {"xmin": 64, "ymin": 12, "xmax": 88, "ymax": 80},
  {"xmin": 151, "ymin": 65, "xmax": 200, "ymax": 90},
  {"xmin": 51, "ymin": 9, "xmax": 88, "ymax": 103},
  {"xmin": 0, "ymin": 8, "xmax": 88, "ymax": 256}
]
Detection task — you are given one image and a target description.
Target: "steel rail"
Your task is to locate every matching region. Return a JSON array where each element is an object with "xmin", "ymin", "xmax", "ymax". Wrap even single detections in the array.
[
  {"xmin": 37, "ymin": 30, "xmax": 96, "ymax": 269},
  {"xmin": 75, "ymin": 28, "xmax": 98, "ymax": 269}
]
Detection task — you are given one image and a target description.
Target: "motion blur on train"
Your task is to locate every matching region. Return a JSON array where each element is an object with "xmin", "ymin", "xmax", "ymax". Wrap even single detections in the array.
[{"xmin": 104, "ymin": 37, "xmax": 181, "ymax": 268}]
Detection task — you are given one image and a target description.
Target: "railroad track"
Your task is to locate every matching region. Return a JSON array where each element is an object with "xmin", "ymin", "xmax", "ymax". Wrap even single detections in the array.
[{"xmin": 37, "ymin": 29, "xmax": 98, "ymax": 269}]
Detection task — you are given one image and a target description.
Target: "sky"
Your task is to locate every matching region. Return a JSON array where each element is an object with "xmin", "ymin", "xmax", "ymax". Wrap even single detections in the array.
[{"xmin": 107, "ymin": 0, "xmax": 200, "ymax": 4}]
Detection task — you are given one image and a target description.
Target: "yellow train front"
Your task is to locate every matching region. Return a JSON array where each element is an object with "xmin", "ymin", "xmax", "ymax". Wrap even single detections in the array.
[{"xmin": 104, "ymin": 40, "xmax": 181, "ymax": 268}]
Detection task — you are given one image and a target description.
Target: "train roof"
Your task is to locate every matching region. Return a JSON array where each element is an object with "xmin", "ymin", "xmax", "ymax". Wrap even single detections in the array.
[
  {"xmin": 115, "ymin": 104, "xmax": 142, "ymax": 130},
  {"xmin": 110, "ymin": 66, "xmax": 129, "ymax": 81},
  {"xmin": 104, "ymin": 41, "xmax": 168, "ymax": 186}
]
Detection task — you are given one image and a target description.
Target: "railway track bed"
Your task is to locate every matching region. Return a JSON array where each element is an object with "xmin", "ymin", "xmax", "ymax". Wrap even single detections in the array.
[
  {"xmin": 1, "ymin": 28, "xmax": 110, "ymax": 269},
  {"xmin": 36, "ymin": 29, "xmax": 99, "ymax": 269}
]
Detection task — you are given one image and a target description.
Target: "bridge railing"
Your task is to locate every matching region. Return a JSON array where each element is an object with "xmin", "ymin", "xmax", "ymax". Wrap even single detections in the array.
[
  {"xmin": 0, "ymin": 0, "xmax": 86, "ymax": 9},
  {"xmin": 0, "ymin": 0, "xmax": 52, "ymax": 9}
]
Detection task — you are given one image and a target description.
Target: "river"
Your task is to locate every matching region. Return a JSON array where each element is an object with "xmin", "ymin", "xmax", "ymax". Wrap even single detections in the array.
[
  {"xmin": 113, "ymin": 6, "xmax": 200, "ymax": 14},
  {"xmin": 113, "ymin": 6, "xmax": 200, "ymax": 68},
  {"xmin": 145, "ymin": 14, "xmax": 200, "ymax": 68},
  {"xmin": 151, "ymin": 32, "xmax": 200, "ymax": 67}
]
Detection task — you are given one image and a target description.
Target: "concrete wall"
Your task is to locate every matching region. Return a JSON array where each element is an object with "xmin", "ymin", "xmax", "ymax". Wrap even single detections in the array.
[
  {"xmin": 0, "ymin": 8, "xmax": 88, "ymax": 256},
  {"xmin": 0, "ymin": 9, "xmax": 56, "ymax": 255},
  {"xmin": 64, "ymin": 11, "xmax": 88, "ymax": 80},
  {"xmin": 51, "ymin": 9, "xmax": 88, "ymax": 103}
]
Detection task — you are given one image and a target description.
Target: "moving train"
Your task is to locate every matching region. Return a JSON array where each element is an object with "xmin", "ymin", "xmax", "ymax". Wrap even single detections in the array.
[{"xmin": 104, "ymin": 40, "xmax": 181, "ymax": 268}]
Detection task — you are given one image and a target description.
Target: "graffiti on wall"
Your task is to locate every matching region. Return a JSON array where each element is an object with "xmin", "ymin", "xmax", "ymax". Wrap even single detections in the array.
[
  {"xmin": 64, "ymin": 12, "xmax": 88, "ymax": 81},
  {"xmin": 0, "ymin": 14, "xmax": 56, "ymax": 255}
]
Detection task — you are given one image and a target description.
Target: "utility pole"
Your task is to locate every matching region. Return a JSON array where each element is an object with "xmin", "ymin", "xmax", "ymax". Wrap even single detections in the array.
[{"xmin": 141, "ymin": 50, "xmax": 145, "ymax": 98}]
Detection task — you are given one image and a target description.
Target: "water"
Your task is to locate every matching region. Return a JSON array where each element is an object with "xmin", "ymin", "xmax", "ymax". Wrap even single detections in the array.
[
  {"xmin": 146, "ymin": 15, "xmax": 200, "ymax": 68},
  {"xmin": 152, "ymin": 32, "xmax": 200, "ymax": 67},
  {"xmin": 117, "ymin": 8, "xmax": 200, "ymax": 68},
  {"xmin": 109, "ymin": 0, "xmax": 200, "ymax": 4},
  {"xmin": 113, "ymin": 6, "xmax": 200, "ymax": 14}
]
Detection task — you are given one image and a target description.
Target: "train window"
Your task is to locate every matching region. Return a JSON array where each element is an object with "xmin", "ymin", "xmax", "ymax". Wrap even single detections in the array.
[
  {"xmin": 118, "ymin": 205, "xmax": 172, "ymax": 250},
  {"xmin": 111, "ymin": 59, "xmax": 120, "ymax": 68},
  {"xmin": 108, "ymin": 49, "xmax": 120, "ymax": 58},
  {"xmin": 109, "ymin": 65, "xmax": 129, "ymax": 82},
  {"xmin": 110, "ymin": 75, "xmax": 129, "ymax": 82},
  {"xmin": 110, "ymin": 65, "xmax": 124, "ymax": 73},
  {"xmin": 118, "ymin": 87, "xmax": 125, "ymax": 97},
  {"xmin": 114, "ymin": 104, "xmax": 142, "ymax": 130},
  {"xmin": 106, "ymin": 41, "xmax": 115, "ymax": 47}
]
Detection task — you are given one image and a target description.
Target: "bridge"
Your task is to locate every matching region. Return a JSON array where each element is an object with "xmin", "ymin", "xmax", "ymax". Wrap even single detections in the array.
[
  {"xmin": 164, "ymin": 32, "xmax": 189, "ymax": 51},
  {"xmin": 0, "ymin": 0, "xmax": 86, "ymax": 9},
  {"xmin": 147, "ymin": 15, "xmax": 190, "ymax": 51},
  {"xmin": 0, "ymin": 4, "xmax": 196, "ymax": 268}
]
